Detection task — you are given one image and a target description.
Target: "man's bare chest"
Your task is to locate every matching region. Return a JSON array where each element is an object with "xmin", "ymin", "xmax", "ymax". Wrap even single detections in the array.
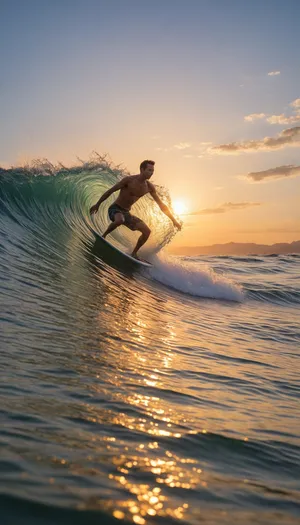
[{"xmin": 122, "ymin": 180, "xmax": 149, "ymax": 198}]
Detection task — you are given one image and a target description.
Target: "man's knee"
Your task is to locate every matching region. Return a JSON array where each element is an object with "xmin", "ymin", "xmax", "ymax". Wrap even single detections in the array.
[
  {"xmin": 113, "ymin": 214, "xmax": 125, "ymax": 226},
  {"xmin": 141, "ymin": 226, "xmax": 151, "ymax": 239}
]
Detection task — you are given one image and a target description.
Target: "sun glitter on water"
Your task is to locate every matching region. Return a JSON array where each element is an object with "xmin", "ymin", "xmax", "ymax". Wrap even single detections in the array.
[{"xmin": 172, "ymin": 199, "xmax": 188, "ymax": 216}]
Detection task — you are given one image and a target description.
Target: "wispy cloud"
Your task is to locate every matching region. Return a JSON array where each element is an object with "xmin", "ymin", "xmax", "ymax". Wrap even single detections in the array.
[
  {"xmin": 290, "ymin": 98, "xmax": 300, "ymax": 109},
  {"xmin": 173, "ymin": 142, "xmax": 192, "ymax": 150},
  {"xmin": 155, "ymin": 147, "xmax": 169, "ymax": 152},
  {"xmin": 188, "ymin": 202, "xmax": 261, "ymax": 215},
  {"xmin": 266, "ymin": 114, "xmax": 300, "ymax": 125},
  {"xmin": 237, "ymin": 226, "xmax": 300, "ymax": 234},
  {"xmin": 246, "ymin": 164, "xmax": 300, "ymax": 182},
  {"xmin": 244, "ymin": 113, "xmax": 266, "ymax": 122},
  {"xmin": 210, "ymin": 126, "xmax": 300, "ymax": 154},
  {"xmin": 155, "ymin": 141, "xmax": 192, "ymax": 152},
  {"xmin": 245, "ymin": 97, "xmax": 300, "ymax": 126},
  {"xmin": 268, "ymin": 71, "xmax": 281, "ymax": 76}
]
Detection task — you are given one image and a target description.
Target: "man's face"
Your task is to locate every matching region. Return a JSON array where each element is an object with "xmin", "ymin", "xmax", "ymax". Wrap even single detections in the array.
[{"xmin": 141, "ymin": 164, "xmax": 155, "ymax": 179}]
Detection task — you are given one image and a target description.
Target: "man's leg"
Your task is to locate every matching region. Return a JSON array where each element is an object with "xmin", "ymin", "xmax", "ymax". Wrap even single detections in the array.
[
  {"xmin": 131, "ymin": 223, "xmax": 151, "ymax": 258},
  {"xmin": 102, "ymin": 213, "xmax": 124, "ymax": 239}
]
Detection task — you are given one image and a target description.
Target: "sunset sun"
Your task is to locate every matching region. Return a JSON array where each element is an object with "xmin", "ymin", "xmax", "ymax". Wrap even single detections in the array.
[{"xmin": 172, "ymin": 199, "xmax": 188, "ymax": 216}]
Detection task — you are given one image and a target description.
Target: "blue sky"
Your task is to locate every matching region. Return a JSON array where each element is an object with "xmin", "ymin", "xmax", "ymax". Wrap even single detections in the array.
[{"xmin": 1, "ymin": 0, "xmax": 299, "ymax": 245}]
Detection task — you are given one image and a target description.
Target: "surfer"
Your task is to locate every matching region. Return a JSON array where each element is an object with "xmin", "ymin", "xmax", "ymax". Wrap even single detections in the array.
[{"xmin": 90, "ymin": 160, "xmax": 181, "ymax": 259}]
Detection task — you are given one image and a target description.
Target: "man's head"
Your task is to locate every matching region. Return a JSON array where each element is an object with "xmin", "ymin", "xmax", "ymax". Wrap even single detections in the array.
[{"xmin": 140, "ymin": 160, "xmax": 155, "ymax": 179}]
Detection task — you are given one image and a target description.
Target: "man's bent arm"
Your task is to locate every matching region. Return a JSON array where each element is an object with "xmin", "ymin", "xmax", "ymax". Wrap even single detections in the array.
[{"xmin": 90, "ymin": 177, "xmax": 129, "ymax": 214}]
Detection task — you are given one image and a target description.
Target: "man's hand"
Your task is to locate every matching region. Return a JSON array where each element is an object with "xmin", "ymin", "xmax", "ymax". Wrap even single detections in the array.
[
  {"xmin": 90, "ymin": 203, "xmax": 99, "ymax": 215},
  {"xmin": 173, "ymin": 219, "xmax": 182, "ymax": 230}
]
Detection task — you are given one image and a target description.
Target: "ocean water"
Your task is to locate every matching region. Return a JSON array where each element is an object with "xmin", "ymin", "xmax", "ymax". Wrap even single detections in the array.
[{"xmin": 1, "ymin": 159, "xmax": 300, "ymax": 525}]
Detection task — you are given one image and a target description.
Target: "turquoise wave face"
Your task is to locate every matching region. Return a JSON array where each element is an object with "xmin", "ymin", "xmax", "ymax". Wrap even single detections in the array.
[{"xmin": 0, "ymin": 158, "xmax": 176, "ymax": 256}]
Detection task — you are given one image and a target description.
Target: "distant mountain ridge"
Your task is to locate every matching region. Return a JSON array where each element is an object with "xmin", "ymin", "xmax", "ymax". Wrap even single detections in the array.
[{"xmin": 169, "ymin": 240, "xmax": 300, "ymax": 256}]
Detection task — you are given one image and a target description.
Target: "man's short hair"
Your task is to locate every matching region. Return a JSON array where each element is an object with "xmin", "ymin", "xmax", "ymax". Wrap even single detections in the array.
[{"xmin": 140, "ymin": 160, "xmax": 155, "ymax": 171}]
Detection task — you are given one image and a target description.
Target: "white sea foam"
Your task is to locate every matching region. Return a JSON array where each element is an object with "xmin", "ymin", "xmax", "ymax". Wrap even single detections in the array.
[{"xmin": 148, "ymin": 252, "xmax": 244, "ymax": 302}]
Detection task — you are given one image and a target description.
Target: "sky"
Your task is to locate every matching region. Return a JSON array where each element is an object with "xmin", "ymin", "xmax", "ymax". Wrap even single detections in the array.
[{"xmin": 1, "ymin": 0, "xmax": 300, "ymax": 247}]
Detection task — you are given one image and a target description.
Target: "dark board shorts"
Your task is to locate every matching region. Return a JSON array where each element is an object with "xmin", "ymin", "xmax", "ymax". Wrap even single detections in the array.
[{"xmin": 108, "ymin": 204, "xmax": 144, "ymax": 231}]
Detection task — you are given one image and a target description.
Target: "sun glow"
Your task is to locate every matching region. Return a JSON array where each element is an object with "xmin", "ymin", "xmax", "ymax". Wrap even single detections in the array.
[{"xmin": 172, "ymin": 199, "xmax": 188, "ymax": 216}]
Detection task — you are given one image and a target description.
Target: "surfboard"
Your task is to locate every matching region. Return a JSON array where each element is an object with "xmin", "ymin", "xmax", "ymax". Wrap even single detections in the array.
[{"xmin": 90, "ymin": 224, "xmax": 152, "ymax": 268}]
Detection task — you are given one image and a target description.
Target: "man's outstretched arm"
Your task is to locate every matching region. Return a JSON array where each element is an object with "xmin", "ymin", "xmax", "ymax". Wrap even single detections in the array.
[
  {"xmin": 148, "ymin": 183, "xmax": 181, "ymax": 229},
  {"xmin": 90, "ymin": 177, "xmax": 129, "ymax": 214}
]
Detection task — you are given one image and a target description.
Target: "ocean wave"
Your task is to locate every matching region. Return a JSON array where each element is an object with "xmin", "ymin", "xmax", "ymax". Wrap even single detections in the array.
[
  {"xmin": 246, "ymin": 287, "xmax": 300, "ymax": 306},
  {"xmin": 0, "ymin": 156, "xmax": 176, "ymax": 253},
  {"xmin": 148, "ymin": 253, "xmax": 244, "ymax": 302},
  {"xmin": 0, "ymin": 156, "xmax": 244, "ymax": 302}
]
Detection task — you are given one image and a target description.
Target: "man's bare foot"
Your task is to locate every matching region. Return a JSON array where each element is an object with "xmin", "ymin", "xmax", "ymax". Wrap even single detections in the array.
[{"xmin": 131, "ymin": 252, "xmax": 140, "ymax": 260}]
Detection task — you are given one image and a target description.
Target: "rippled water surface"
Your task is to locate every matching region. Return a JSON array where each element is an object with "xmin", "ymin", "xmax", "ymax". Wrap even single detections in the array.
[{"xmin": 1, "ymin": 162, "xmax": 300, "ymax": 524}]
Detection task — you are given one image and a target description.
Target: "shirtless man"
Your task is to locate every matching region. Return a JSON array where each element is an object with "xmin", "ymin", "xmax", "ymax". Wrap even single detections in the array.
[{"xmin": 90, "ymin": 160, "xmax": 181, "ymax": 259}]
